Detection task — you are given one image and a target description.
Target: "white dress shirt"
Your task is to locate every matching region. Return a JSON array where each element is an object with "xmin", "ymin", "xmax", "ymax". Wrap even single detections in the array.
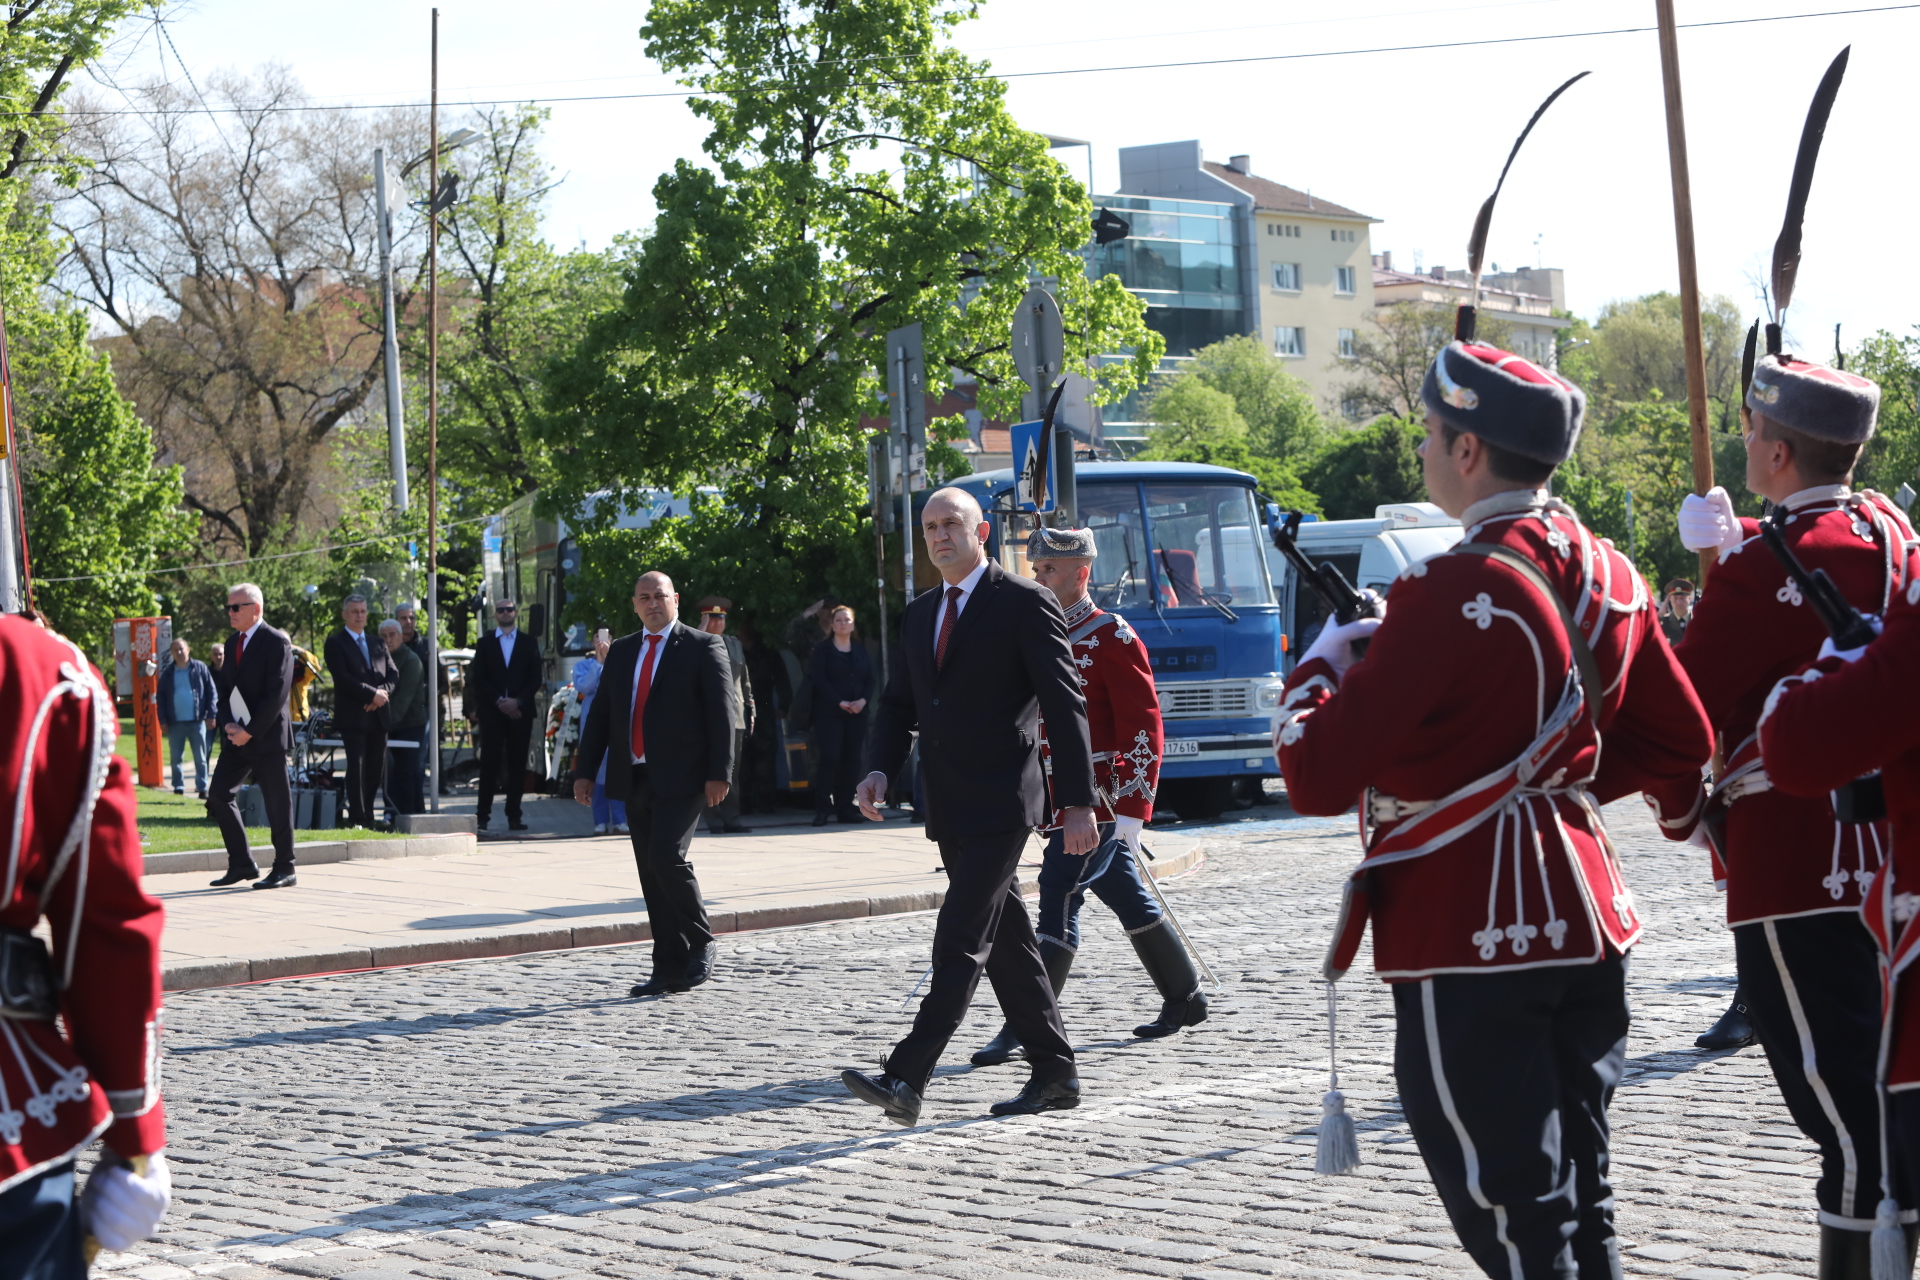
[
  {"xmin": 629, "ymin": 623, "xmax": 674, "ymax": 763},
  {"xmin": 495, "ymin": 625, "xmax": 517, "ymax": 669},
  {"xmin": 932, "ymin": 556, "xmax": 989, "ymax": 658}
]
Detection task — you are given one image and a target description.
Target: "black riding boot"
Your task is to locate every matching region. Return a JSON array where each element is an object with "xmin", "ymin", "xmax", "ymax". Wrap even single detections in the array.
[
  {"xmin": 1695, "ymin": 986, "xmax": 1757, "ymax": 1050},
  {"xmin": 1817, "ymin": 1225, "xmax": 1871, "ymax": 1280},
  {"xmin": 1130, "ymin": 918, "xmax": 1208, "ymax": 1038},
  {"xmin": 970, "ymin": 941, "xmax": 1073, "ymax": 1067}
]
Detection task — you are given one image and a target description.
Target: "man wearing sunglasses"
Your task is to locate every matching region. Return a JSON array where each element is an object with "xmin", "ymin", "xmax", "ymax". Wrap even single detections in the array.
[
  {"xmin": 469, "ymin": 599, "xmax": 543, "ymax": 832},
  {"xmin": 207, "ymin": 582, "xmax": 299, "ymax": 888}
]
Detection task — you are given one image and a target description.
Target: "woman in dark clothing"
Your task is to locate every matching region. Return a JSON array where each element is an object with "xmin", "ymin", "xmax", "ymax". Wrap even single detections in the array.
[{"xmin": 808, "ymin": 605, "xmax": 872, "ymax": 825}]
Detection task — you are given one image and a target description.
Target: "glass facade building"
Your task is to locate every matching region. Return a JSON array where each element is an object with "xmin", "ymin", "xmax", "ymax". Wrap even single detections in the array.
[{"xmin": 1085, "ymin": 193, "xmax": 1251, "ymax": 446}]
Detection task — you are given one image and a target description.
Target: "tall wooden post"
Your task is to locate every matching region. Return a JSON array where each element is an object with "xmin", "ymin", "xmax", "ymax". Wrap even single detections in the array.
[{"xmin": 1653, "ymin": 0, "xmax": 1718, "ymax": 585}]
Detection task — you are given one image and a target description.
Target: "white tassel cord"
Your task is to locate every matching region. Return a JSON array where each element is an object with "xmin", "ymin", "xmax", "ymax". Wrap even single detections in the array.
[{"xmin": 1315, "ymin": 980, "xmax": 1362, "ymax": 1175}]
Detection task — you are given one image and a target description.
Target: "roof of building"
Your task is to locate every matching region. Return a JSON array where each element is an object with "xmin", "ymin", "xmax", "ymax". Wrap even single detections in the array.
[
  {"xmin": 1373, "ymin": 266, "xmax": 1551, "ymax": 303},
  {"xmin": 1201, "ymin": 162, "xmax": 1374, "ymax": 221}
]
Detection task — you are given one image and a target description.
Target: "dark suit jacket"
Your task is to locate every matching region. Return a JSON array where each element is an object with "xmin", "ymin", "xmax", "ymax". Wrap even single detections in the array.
[
  {"xmin": 467, "ymin": 628, "xmax": 542, "ymax": 726},
  {"xmin": 213, "ymin": 622, "xmax": 296, "ymax": 754},
  {"xmin": 322, "ymin": 628, "xmax": 398, "ymax": 733},
  {"xmin": 573, "ymin": 621, "xmax": 735, "ymax": 799},
  {"xmin": 868, "ymin": 560, "xmax": 1096, "ymax": 841}
]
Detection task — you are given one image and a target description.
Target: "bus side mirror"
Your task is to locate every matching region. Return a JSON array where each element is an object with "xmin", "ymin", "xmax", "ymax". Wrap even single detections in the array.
[{"xmin": 528, "ymin": 603, "xmax": 547, "ymax": 640}]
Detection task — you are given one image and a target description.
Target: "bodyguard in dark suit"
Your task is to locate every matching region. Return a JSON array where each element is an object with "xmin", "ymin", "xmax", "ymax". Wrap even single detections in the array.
[
  {"xmin": 322, "ymin": 594, "xmax": 398, "ymax": 829},
  {"xmin": 573, "ymin": 571, "xmax": 736, "ymax": 997},
  {"xmin": 468, "ymin": 599, "xmax": 543, "ymax": 831},
  {"xmin": 845, "ymin": 488, "xmax": 1099, "ymax": 1126},
  {"xmin": 207, "ymin": 583, "xmax": 300, "ymax": 889}
]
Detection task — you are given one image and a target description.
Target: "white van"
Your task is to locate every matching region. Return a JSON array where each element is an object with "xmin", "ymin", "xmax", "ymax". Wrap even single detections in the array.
[{"xmin": 1276, "ymin": 502, "xmax": 1464, "ymax": 673}]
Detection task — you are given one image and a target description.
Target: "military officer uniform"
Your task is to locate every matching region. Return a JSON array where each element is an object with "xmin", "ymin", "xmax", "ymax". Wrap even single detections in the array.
[
  {"xmin": 0, "ymin": 616, "xmax": 171, "ymax": 1277},
  {"xmin": 1275, "ymin": 342, "xmax": 1714, "ymax": 1278},
  {"xmin": 1761, "ymin": 531, "xmax": 1920, "ymax": 1271},
  {"xmin": 972, "ymin": 526, "xmax": 1193, "ymax": 1069},
  {"xmin": 1644, "ymin": 355, "xmax": 1915, "ymax": 1262}
]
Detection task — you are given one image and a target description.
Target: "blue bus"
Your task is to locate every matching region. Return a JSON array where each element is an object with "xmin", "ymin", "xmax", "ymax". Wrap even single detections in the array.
[{"xmin": 942, "ymin": 461, "xmax": 1284, "ymax": 819}]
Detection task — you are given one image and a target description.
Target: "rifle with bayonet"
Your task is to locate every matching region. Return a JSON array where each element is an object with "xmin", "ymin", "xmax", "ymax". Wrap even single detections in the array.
[
  {"xmin": 1755, "ymin": 512, "xmax": 1885, "ymax": 822},
  {"xmin": 1268, "ymin": 509, "xmax": 1381, "ymax": 657}
]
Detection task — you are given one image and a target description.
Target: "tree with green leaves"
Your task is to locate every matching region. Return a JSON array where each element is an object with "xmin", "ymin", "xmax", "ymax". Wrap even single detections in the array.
[
  {"xmin": 1167, "ymin": 334, "xmax": 1322, "ymax": 462},
  {"xmin": 1302, "ymin": 417, "xmax": 1426, "ymax": 519},
  {"xmin": 1846, "ymin": 328, "xmax": 1920, "ymax": 498},
  {"xmin": 1136, "ymin": 363, "xmax": 1317, "ymax": 513},
  {"xmin": 1339, "ymin": 302, "xmax": 1510, "ymax": 421},
  {"xmin": 1558, "ymin": 291, "xmax": 1745, "ymax": 432},
  {"xmin": 538, "ymin": 0, "xmax": 1161, "ymax": 631}
]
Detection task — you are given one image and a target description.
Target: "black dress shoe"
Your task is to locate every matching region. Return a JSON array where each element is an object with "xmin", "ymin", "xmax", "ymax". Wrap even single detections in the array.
[
  {"xmin": 989, "ymin": 1076, "xmax": 1081, "ymax": 1116},
  {"xmin": 253, "ymin": 866, "xmax": 298, "ymax": 890},
  {"xmin": 840, "ymin": 1069, "xmax": 922, "ymax": 1126},
  {"xmin": 970, "ymin": 1025, "xmax": 1026, "ymax": 1067},
  {"xmin": 475, "ymin": 815, "xmax": 490, "ymax": 831},
  {"xmin": 209, "ymin": 866, "xmax": 259, "ymax": 887},
  {"xmin": 723, "ymin": 823, "xmax": 749, "ymax": 834},
  {"xmin": 629, "ymin": 977, "xmax": 679, "ymax": 997},
  {"xmin": 683, "ymin": 942, "xmax": 717, "ymax": 990},
  {"xmin": 812, "ymin": 813, "xmax": 831, "ymax": 827},
  {"xmin": 507, "ymin": 819, "xmax": 528, "ymax": 832},
  {"xmin": 1696, "ymin": 992, "xmax": 1757, "ymax": 1050}
]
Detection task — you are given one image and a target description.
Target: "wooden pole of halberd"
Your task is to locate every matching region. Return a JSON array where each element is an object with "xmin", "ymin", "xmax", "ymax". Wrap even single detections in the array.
[{"xmin": 1653, "ymin": 0, "xmax": 1718, "ymax": 587}]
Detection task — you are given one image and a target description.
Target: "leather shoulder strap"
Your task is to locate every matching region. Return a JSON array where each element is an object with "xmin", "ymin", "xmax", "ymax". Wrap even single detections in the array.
[{"xmin": 1452, "ymin": 542, "xmax": 1604, "ymax": 728}]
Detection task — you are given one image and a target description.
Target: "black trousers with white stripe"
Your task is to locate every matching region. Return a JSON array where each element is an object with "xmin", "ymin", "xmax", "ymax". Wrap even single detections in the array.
[
  {"xmin": 1392, "ymin": 957, "xmax": 1629, "ymax": 1280},
  {"xmin": 1734, "ymin": 912, "xmax": 1891, "ymax": 1229}
]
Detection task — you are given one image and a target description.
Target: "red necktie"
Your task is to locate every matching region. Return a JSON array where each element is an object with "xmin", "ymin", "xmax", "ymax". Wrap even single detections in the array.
[
  {"xmin": 630, "ymin": 634, "xmax": 662, "ymax": 759},
  {"xmin": 232, "ymin": 630, "xmax": 245, "ymax": 670},
  {"xmin": 935, "ymin": 586, "xmax": 963, "ymax": 670}
]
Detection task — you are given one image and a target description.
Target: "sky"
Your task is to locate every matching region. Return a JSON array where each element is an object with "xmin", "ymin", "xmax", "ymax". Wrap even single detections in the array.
[{"xmin": 89, "ymin": 0, "xmax": 1920, "ymax": 356}]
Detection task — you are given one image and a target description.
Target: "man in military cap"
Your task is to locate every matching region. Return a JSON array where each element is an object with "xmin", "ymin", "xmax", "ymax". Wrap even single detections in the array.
[
  {"xmin": 0, "ymin": 614, "xmax": 173, "ymax": 1270},
  {"xmin": 1645, "ymin": 352, "xmax": 1915, "ymax": 1270},
  {"xmin": 694, "ymin": 597, "xmax": 754, "ymax": 835},
  {"xmin": 970, "ymin": 525, "xmax": 1203, "ymax": 1068},
  {"xmin": 1275, "ymin": 341, "xmax": 1713, "ymax": 1276},
  {"xmin": 1660, "ymin": 578, "xmax": 1696, "ymax": 647}
]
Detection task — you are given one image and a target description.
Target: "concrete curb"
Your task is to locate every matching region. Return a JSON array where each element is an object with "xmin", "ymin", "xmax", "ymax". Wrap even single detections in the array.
[
  {"xmin": 159, "ymin": 841, "xmax": 1206, "ymax": 993},
  {"xmin": 143, "ymin": 833, "xmax": 478, "ymax": 877}
]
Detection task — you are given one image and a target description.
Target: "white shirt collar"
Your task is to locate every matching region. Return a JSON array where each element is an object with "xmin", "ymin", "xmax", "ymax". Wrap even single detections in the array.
[
  {"xmin": 238, "ymin": 619, "xmax": 263, "ymax": 643},
  {"xmin": 643, "ymin": 621, "xmax": 674, "ymax": 639},
  {"xmin": 1460, "ymin": 488, "xmax": 1552, "ymax": 529},
  {"xmin": 945, "ymin": 556, "xmax": 989, "ymax": 599},
  {"xmin": 495, "ymin": 626, "xmax": 517, "ymax": 640},
  {"xmin": 1784, "ymin": 483, "xmax": 1851, "ymax": 511}
]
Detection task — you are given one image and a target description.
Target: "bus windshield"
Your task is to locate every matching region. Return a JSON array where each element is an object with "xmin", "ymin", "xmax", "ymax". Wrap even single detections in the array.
[{"xmin": 1144, "ymin": 484, "xmax": 1275, "ymax": 607}]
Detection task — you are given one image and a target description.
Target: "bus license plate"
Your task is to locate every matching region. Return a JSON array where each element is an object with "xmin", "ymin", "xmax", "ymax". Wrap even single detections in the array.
[{"xmin": 1163, "ymin": 739, "xmax": 1200, "ymax": 757}]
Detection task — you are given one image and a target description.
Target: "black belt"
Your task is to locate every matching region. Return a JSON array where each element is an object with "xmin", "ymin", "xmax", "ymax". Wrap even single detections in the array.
[{"xmin": 0, "ymin": 929, "xmax": 56, "ymax": 1020}]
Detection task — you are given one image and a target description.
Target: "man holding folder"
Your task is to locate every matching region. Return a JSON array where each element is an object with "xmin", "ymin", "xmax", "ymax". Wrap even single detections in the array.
[{"xmin": 207, "ymin": 582, "xmax": 299, "ymax": 889}]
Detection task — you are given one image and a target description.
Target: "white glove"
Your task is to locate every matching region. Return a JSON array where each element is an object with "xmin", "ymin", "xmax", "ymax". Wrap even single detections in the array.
[
  {"xmin": 1678, "ymin": 487, "xmax": 1743, "ymax": 559},
  {"xmin": 81, "ymin": 1151, "xmax": 171, "ymax": 1253},
  {"xmin": 1302, "ymin": 608, "xmax": 1384, "ymax": 677},
  {"xmin": 1113, "ymin": 814, "xmax": 1145, "ymax": 856},
  {"xmin": 1818, "ymin": 616, "xmax": 1883, "ymax": 665}
]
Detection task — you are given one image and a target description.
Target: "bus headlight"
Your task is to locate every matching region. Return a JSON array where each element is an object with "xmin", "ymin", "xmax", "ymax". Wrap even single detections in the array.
[{"xmin": 1255, "ymin": 680, "xmax": 1285, "ymax": 710}]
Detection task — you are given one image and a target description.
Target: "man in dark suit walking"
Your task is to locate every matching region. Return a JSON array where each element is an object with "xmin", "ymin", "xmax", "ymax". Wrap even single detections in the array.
[
  {"xmin": 323, "ymin": 593, "xmax": 397, "ymax": 829},
  {"xmin": 573, "ymin": 571, "xmax": 736, "ymax": 997},
  {"xmin": 207, "ymin": 582, "xmax": 300, "ymax": 889},
  {"xmin": 469, "ymin": 599, "xmax": 542, "ymax": 831},
  {"xmin": 845, "ymin": 488, "xmax": 1098, "ymax": 1125}
]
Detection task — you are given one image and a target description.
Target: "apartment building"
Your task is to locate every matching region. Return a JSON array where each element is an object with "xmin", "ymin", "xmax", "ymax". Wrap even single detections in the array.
[{"xmin": 1370, "ymin": 255, "xmax": 1573, "ymax": 371}]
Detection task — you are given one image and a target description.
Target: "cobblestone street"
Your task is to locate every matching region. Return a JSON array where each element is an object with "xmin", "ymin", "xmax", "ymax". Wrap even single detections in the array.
[{"xmin": 111, "ymin": 803, "xmax": 1824, "ymax": 1280}]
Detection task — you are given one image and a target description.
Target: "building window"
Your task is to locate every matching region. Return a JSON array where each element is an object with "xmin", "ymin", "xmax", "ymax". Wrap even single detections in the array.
[
  {"xmin": 1338, "ymin": 328, "xmax": 1356, "ymax": 358},
  {"xmin": 1328, "ymin": 228, "xmax": 1357, "ymax": 243},
  {"xmin": 1272, "ymin": 262, "xmax": 1300, "ymax": 291},
  {"xmin": 1334, "ymin": 265, "xmax": 1356, "ymax": 295},
  {"xmin": 1267, "ymin": 223, "xmax": 1301, "ymax": 238},
  {"xmin": 1274, "ymin": 326, "xmax": 1305, "ymax": 358},
  {"xmin": 1340, "ymin": 396, "xmax": 1366, "ymax": 421}
]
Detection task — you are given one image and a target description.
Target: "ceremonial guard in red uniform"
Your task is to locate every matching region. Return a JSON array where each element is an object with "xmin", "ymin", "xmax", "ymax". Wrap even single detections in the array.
[
  {"xmin": 0, "ymin": 615, "xmax": 171, "ymax": 1277},
  {"xmin": 971, "ymin": 526, "xmax": 1197, "ymax": 1068},
  {"xmin": 1762, "ymin": 538, "xmax": 1920, "ymax": 1279},
  {"xmin": 1645, "ymin": 353, "xmax": 1914, "ymax": 1271},
  {"xmin": 1274, "ymin": 343, "xmax": 1713, "ymax": 1277}
]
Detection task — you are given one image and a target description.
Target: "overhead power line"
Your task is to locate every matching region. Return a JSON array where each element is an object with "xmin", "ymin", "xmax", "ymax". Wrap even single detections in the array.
[{"xmin": 34, "ymin": 3, "xmax": 1920, "ymax": 119}]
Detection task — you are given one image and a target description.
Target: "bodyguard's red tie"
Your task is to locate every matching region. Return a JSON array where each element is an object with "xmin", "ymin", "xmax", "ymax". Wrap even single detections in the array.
[
  {"xmin": 935, "ymin": 586, "xmax": 963, "ymax": 670},
  {"xmin": 630, "ymin": 634, "xmax": 662, "ymax": 760},
  {"xmin": 231, "ymin": 630, "xmax": 244, "ymax": 670}
]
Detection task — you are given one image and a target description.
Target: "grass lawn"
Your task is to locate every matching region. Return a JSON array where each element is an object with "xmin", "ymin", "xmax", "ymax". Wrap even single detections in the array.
[{"xmin": 118, "ymin": 718, "xmax": 410, "ymax": 855}]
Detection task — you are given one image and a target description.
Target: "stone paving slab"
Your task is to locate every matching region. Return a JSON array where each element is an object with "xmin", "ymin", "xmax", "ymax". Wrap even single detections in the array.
[
  {"xmin": 152, "ymin": 819, "xmax": 1204, "ymax": 992},
  {"xmin": 113, "ymin": 801, "xmax": 1819, "ymax": 1278}
]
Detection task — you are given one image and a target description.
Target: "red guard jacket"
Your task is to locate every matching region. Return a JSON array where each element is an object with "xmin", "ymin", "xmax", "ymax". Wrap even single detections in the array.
[
  {"xmin": 1275, "ymin": 491, "xmax": 1712, "ymax": 981},
  {"xmin": 0, "ymin": 616, "xmax": 166, "ymax": 1193},
  {"xmin": 1646, "ymin": 487, "xmax": 1912, "ymax": 925},
  {"xmin": 1040, "ymin": 602, "xmax": 1163, "ymax": 830},
  {"xmin": 1761, "ymin": 541, "xmax": 1920, "ymax": 1088}
]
